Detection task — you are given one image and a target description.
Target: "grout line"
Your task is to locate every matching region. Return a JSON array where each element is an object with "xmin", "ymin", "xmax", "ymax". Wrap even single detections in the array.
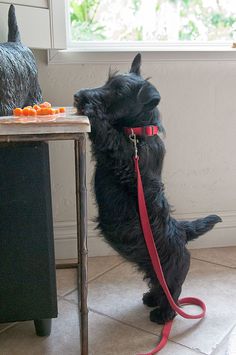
[
  {"xmin": 0, "ymin": 322, "xmax": 18, "ymax": 335},
  {"xmin": 61, "ymin": 260, "xmax": 125, "ymax": 298},
  {"xmin": 191, "ymin": 257, "xmax": 236, "ymax": 270},
  {"xmin": 89, "ymin": 307, "xmax": 162, "ymax": 336},
  {"xmin": 88, "ymin": 308, "xmax": 207, "ymax": 354},
  {"xmin": 210, "ymin": 323, "xmax": 236, "ymax": 355},
  {"xmin": 88, "ymin": 260, "xmax": 125, "ymax": 283},
  {"xmin": 168, "ymin": 339, "xmax": 207, "ymax": 355},
  {"xmin": 62, "ymin": 299, "xmax": 162, "ymax": 337}
]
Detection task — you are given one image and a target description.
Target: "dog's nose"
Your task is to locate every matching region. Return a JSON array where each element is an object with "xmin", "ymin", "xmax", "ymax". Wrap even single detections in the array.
[{"xmin": 74, "ymin": 93, "xmax": 80, "ymax": 103}]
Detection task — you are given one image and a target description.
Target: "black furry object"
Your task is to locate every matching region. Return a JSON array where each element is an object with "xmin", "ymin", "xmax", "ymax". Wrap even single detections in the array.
[
  {"xmin": 74, "ymin": 54, "xmax": 222, "ymax": 324},
  {"xmin": 0, "ymin": 5, "xmax": 42, "ymax": 116}
]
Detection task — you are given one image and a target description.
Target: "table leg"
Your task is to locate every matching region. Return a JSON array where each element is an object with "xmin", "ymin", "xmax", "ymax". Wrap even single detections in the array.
[{"xmin": 75, "ymin": 136, "xmax": 88, "ymax": 355}]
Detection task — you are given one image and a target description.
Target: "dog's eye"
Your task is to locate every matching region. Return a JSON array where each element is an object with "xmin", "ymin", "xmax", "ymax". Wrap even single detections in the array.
[{"xmin": 115, "ymin": 90, "xmax": 123, "ymax": 97}]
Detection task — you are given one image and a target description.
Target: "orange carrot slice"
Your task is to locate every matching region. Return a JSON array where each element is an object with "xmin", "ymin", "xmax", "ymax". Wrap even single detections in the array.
[
  {"xmin": 33, "ymin": 105, "xmax": 41, "ymax": 111},
  {"xmin": 29, "ymin": 109, "xmax": 37, "ymax": 116},
  {"xmin": 40, "ymin": 102, "xmax": 51, "ymax": 108},
  {"xmin": 22, "ymin": 108, "xmax": 30, "ymax": 116},
  {"xmin": 13, "ymin": 108, "xmax": 23, "ymax": 116}
]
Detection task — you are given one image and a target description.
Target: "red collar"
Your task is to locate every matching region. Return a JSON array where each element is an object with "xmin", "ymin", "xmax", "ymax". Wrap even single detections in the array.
[{"xmin": 124, "ymin": 125, "xmax": 159, "ymax": 137}]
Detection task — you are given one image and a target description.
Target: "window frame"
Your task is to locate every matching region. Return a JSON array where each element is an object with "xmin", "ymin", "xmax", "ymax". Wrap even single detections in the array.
[{"xmin": 48, "ymin": 0, "xmax": 236, "ymax": 64}]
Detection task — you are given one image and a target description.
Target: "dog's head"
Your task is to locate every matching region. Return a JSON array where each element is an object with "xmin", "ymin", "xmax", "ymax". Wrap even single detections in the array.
[{"xmin": 74, "ymin": 54, "xmax": 161, "ymax": 128}]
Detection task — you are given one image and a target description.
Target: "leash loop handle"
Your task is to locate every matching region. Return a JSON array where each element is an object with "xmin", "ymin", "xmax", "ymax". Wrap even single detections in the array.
[{"xmin": 133, "ymin": 155, "xmax": 206, "ymax": 355}]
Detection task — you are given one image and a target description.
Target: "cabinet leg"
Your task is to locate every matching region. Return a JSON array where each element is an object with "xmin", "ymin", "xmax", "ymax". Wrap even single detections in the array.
[{"xmin": 34, "ymin": 318, "xmax": 52, "ymax": 337}]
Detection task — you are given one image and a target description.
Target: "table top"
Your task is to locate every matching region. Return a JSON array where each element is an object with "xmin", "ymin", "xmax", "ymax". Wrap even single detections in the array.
[{"xmin": 0, "ymin": 107, "xmax": 90, "ymax": 142}]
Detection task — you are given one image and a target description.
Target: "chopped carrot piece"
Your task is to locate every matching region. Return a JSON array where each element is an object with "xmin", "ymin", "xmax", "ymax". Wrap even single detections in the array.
[
  {"xmin": 40, "ymin": 102, "xmax": 51, "ymax": 108},
  {"xmin": 22, "ymin": 107, "xmax": 30, "ymax": 116},
  {"xmin": 42, "ymin": 108, "xmax": 52, "ymax": 115},
  {"xmin": 13, "ymin": 108, "xmax": 23, "ymax": 116},
  {"xmin": 48, "ymin": 108, "xmax": 56, "ymax": 115},
  {"xmin": 29, "ymin": 109, "xmax": 37, "ymax": 116},
  {"xmin": 13, "ymin": 102, "xmax": 62, "ymax": 117},
  {"xmin": 40, "ymin": 108, "xmax": 46, "ymax": 115}
]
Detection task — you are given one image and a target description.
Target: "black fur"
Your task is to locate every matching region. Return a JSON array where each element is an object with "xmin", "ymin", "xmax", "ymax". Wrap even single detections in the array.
[
  {"xmin": 74, "ymin": 53, "xmax": 222, "ymax": 324},
  {"xmin": 0, "ymin": 5, "xmax": 42, "ymax": 116}
]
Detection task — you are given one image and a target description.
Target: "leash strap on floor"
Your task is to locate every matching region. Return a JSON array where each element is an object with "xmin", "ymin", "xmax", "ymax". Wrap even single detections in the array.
[{"xmin": 133, "ymin": 156, "xmax": 206, "ymax": 355}]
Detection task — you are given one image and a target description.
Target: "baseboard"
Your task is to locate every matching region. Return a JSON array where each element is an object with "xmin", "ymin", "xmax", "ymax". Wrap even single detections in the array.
[
  {"xmin": 54, "ymin": 210, "xmax": 236, "ymax": 259},
  {"xmin": 54, "ymin": 220, "xmax": 116, "ymax": 259}
]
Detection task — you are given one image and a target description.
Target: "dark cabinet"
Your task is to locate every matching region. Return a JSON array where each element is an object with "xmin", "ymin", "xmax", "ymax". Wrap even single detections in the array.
[{"xmin": 0, "ymin": 142, "xmax": 57, "ymax": 335}]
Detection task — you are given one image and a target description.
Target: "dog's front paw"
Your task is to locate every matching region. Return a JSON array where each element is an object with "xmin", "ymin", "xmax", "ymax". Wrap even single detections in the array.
[
  {"xmin": 142, "ymin": 291, "xmax": 159, "ymax": 307},
  {"xmin": 150, "ymin": 307, "xmax": 176, "ymax": 325}
]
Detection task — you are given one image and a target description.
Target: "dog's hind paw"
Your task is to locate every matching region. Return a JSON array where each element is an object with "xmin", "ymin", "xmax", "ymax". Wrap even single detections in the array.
[
  {"xmin": 142, "ymin": 291, "xmax": 159, "ymax": 307},
  {"xmin": 150, "ymin": 307, "xmax": 176, "ymax": 325}
]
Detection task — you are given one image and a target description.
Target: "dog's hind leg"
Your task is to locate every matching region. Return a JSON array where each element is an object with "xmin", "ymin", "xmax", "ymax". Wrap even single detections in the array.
[
  {"xmin": 145, "ymin": 250, "xmax": 191, "ymax": 324},
  {"xmin": 149, "ymin": 287, "xmax": 180, "ymax": 324},
  {"xmin": 142, "ymin": 283, "xmax": 164, "ymax": 308},
  {"xmin": 143, "ymin": 289, "xmax": 159, "ymax": 307},
  {"xmin": 142, "ymin": 280, "xmax": 178, "ymax": 321}
]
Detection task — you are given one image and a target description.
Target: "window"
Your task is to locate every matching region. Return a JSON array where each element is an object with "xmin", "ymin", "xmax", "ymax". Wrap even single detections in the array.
[{"xmin": 68, "ymin": 0, "xmax": 236, "ymax": 50}]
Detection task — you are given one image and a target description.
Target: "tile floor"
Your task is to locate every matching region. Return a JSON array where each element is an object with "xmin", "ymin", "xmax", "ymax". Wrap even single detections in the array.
[{"xmin": 0, "ymin": 247, "xmax": 236, "ymax": 355}]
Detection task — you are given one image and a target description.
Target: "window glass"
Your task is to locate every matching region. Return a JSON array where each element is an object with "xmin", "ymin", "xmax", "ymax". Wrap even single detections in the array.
[{"xmin": 69, "ymin": 0, "xmax": 236, "ymax": 43}]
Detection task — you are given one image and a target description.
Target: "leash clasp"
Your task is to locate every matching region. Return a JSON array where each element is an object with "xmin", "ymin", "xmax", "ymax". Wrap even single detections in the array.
[{"xmin": 129, "ymin": 129, "xmax": 138, "ymax": 158}]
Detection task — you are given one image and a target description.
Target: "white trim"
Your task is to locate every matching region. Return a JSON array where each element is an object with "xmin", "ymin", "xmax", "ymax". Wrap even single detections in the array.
[
  {"xmin": 67, "ymin": 41, "xmax": 234, "ymax": 52},
  {"xmin": 0, "ymin": 0, "xmax": 48, "ymax": 8},
  {"xmin": 48, "ymin": 47, "xmax": 236, "ymax": 65},
  {"xmin": 53, "ymin": 211, "xmax": 236, "ymax": 259},
  {"xmin": 54, "ymin": 220, "xmax": 115, "ymax": 259},
  {"xmin": 49, "ymin": 0, "xmax": 67, "ymax": 49}
]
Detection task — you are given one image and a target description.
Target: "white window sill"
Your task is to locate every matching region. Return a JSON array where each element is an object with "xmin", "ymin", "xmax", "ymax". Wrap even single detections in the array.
[{"xmin": 48, "ymin": 42, "xmax": 236, "ymax": 65}]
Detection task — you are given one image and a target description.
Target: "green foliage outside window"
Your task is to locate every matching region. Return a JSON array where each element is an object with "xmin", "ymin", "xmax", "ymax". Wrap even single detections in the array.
[{"xmin": 69, "ymin": 0, "xmax": 236, "ymax": 42}]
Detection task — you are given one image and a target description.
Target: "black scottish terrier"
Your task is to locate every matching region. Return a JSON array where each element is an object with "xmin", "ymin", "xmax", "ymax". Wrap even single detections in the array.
[
  {"xmin": 74, "ymin": 54, "xmax": 221, "ymax": 324},
  {"xmin": 0, "ymin": 5, "xmax": 42, "ymax": 116}
]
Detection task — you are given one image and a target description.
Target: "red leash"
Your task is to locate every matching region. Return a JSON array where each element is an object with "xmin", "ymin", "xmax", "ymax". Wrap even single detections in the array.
[{"xmin": 132, "ymin": 149, "xmax": 206, "ymax": 354}]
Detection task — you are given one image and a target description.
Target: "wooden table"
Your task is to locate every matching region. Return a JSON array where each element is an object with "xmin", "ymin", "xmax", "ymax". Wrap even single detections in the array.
[{"xmin": 0, "ymin": 108, "xmax": 90, "ymax": 355}]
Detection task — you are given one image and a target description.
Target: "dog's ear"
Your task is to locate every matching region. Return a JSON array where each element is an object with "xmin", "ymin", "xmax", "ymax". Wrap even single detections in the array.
[
  {"xmin": 137, "ymin": 83, "xmax": 161, "ymax": 110},
  {"xmin": 130, "ymin": 53, "xmax": 141, "ymax": 75}
]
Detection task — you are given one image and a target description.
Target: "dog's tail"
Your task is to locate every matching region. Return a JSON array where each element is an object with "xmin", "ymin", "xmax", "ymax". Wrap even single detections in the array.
[
  {"xmin": 180, "ymin": 214, "xmax": 222, "ymax": 242},
  {"xmin": 8, "ymin": 5, "xmax": 21, "ymax": 43}
]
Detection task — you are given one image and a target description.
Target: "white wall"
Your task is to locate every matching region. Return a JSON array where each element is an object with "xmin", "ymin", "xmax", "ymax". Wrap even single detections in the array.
[{"xmin": 34, "ymin": 50, "xmax": 236, "ymax": 259}]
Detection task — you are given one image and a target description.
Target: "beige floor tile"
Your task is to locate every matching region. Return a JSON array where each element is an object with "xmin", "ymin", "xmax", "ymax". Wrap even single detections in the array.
[
  {"xmin": 211, "ymin": 334, "xmax": 229, "ymax": 355},
  {"xmin": 190, "ymin": 247, "xmax": 236, "ymax": 268},
  {"xmin": 0, "ymin": 300, "xmax": 79, "ymax": 355},
  {"xmin": 66, "ymin": 258, "xmax": 236, "ymax": 355},
  {"xmin": 56, "ymin": 268, "xmax": 77, "ymax": 297},
  {"xmin": 170, "ymin": 259, "xmax": 236, "ymax": 354},
  {"xmin": 56, "ymin": 255, "xmax": 123, "ymax": 296},
  {"xmin": 87, "ymin": 255, "xmax": 123, "ymax": 282},
  {"xmin": 0, "ymin": 323, "xmax": 16, "ymax": 333},
  {"xmin": 0, "ymin": 299, "xmax": 200, "ymax": 355},
  {"xmin": 65, "ymin": 262, "xmax": 164, "ymax": 335},
  {"xmin": 88, "ymin": 311, "xmax": 200, "ymax": 355},
  {"xmin": 227, "ymin": 325, "xmax": 236, "ymax": 355}
]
